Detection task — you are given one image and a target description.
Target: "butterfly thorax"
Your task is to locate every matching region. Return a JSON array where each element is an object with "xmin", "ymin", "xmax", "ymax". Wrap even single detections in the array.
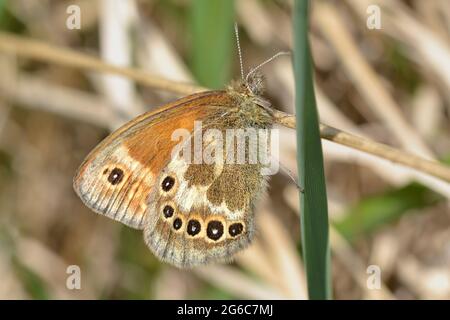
[{"xmin": 217, "ymin": 79, "xmax": 274, "ymax": 130}]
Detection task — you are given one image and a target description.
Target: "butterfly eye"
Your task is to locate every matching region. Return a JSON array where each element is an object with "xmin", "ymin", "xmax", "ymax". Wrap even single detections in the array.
[
  {"xmin": 228, "ymin": 222, "xmax": 244, "ymax": 237},
  {"xmin": 161, "ymin": 176, "xmax": 176, "ymax": 192},
  {"xmin": 173, "ymin": 217, "xmax": 183, "ymax": 230},
  {"xmin": 206, "ymin": 220, "xmax": 224, "ymax": 241},
  {"xmin": 163, "ymin": 205, "xmax": 174, "ymax": 218},
  {"xmin": 107, "ymin": 168, "xmax": 124, "ymax": 185},
  {"xmin": 187, "ymin": 219, "xmax": 201, "ymax": 236}
]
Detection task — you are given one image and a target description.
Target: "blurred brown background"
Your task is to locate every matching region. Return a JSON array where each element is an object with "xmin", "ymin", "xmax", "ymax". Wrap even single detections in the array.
[{"xmin": 0, "ymin": 0, "xmax": 449, "ymax": 299}]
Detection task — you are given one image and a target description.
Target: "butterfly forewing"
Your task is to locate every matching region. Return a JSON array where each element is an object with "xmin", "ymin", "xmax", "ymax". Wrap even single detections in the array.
[{"xmin": 73, "ymin": 91, "xmax": 227, "ymax": 229}]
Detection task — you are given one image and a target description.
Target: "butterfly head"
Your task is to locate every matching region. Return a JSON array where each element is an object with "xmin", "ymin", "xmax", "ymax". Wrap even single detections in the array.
[
  {"xmin": 224, "ymin": 77, "xmax": 274, "ymax": 130},
  {"xmin": 244, "ymin": 71, "xmax": 266, "ymax": 96}
]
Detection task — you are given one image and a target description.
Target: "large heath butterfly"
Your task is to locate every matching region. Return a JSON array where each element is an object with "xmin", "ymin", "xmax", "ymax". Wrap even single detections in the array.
[{"xmin": 73, "ymin": 28, "xmax": 288, "ymax": 268}]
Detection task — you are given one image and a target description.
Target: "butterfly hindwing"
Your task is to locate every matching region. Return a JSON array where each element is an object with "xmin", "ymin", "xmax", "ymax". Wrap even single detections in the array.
[
  {"xmin": 143, "ymin": 165, "xmax": 261, "ymax": 267},
  {"xmin": 143, "ymin": 120, "xmax": 269, "ymax": 268}
]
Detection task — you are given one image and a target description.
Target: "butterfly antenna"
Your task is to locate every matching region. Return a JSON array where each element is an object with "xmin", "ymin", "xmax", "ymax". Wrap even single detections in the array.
[
  {"xmin": 245, "ymin": 51, "xmax": 291, "ymax": 83},
  {"xmin": 234, "ymin": 22, "xmax": 245, "ymax": 81}
]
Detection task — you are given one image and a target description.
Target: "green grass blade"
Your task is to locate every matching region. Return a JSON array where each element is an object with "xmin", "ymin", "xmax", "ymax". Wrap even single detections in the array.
[
  {"xmin": 293, "ymin": 0, "xmax": 332, "ymax": 299},
  {"xmin": 190, "ymin": 0, "xmax": 234, "ymax": 88},
  {"xmin": 335, "ymin": 155, "xmax": 450, "ymax": 241},
  {"xmin": 335, "ymin": 183, "xmax": 442, "ymax": 241}
]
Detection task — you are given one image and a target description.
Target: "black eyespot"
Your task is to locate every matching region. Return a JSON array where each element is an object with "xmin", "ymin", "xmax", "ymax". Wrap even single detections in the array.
[
  {"xmin": 207, "ymin": 220, "xmax": 224, "ymax": 241},
  {"xmin": 163, "ymin": 205, "xmax": 174, "ymax": 218},
  {"xmin": 107, "ymin": 168, "xmax": 124, "ymax": 185},
  {"xmin": 229, "ymin": 223, "xmax": 244, "ymax": 237},
  {"xmin": 187, "ymin": 219, "xmax": 201, "ymax": 236},
  {"xmin": 173, "ymin": 217, "xmax": 183, "ymax": 230},
  {"xmin": 161, "ymin": 176, "xmax": 175, "ymax": 192}
]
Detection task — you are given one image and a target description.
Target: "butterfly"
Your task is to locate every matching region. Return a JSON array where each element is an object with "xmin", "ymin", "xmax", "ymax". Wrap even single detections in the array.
[{"xmin": 73, "ymin": 27, "xmax": 288, "ymax": 268}]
